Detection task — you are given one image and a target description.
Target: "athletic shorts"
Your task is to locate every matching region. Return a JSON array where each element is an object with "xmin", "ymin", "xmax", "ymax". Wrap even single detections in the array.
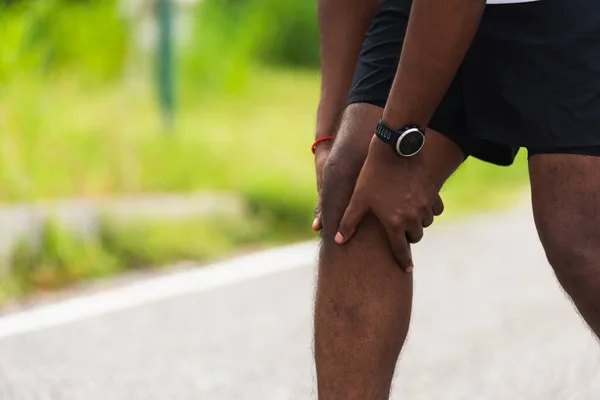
[{"xmin": 347, "ymin": 0, "xmax": 600, "ymax": 165}]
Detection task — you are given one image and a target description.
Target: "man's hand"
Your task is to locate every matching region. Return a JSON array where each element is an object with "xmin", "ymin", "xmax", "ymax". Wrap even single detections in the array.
[
  {"xmin": 334, "ymin": 136, "xmax": 443, "ymax": 271},
  {"xmin": 312, "ymin": 140, "xmax": 334, "ymax": 231}
]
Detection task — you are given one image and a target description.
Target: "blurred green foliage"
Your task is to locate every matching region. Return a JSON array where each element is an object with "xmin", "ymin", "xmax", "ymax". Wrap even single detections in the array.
[
  {"xmin": 10, "ymin": 219, "xmax": 121, "ymax": 293},
  {"xmin": 0, "ymin": 68, "xmax": 325, "ymax": 304},
  {"xmin": 2, "ymin": 212, "xmax": 276, "ymax": 303},
  {"xmin": 163, "ymin": 0, "xmax": 319, "ymax": 94},
  {"xmin": 0, "ymin": 0, "xmax": 128, "ymax": 83},
  {"xmin": 1, "ymin": 210, "xmax": 304, "ymax": 304},
  {"xmin": 0, "ymin": 0, "xmax": 319, "ymax": 87}
]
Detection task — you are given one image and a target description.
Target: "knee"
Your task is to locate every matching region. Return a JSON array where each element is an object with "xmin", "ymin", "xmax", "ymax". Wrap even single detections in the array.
[
  {"xmin": 319, "ymin": 152, "xmax": 364, "ymax": 241},
  {"xmin": 318, "ymin": 103, "xmax": 381, "ymax": 240},
  {"xmin": 540, "ymin": 231, "xmax": 600, "ymax": 297}
]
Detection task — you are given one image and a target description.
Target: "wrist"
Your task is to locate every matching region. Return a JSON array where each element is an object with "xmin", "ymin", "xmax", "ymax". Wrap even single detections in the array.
[
  {"xmin": 369, "ymin": 134, "xmax": 423, "ymax": 165},
  {"xmin": 312, "ymin": 135, "xmax": 335, "ymax": 155},
  {"xmin": 381, "ymin": 107, "xmax": 409, "ymax": 131},
  {"xmin": 315, "ymin": 116, "xmax": 338, "ymax": 139},
  {"xmin": 315, "ymin": 128, "xmax": 336, "ymax": 140},
  {"xmin": 369, "ymin": 135, "xmax": 398, "ymax": 160},
  {"xmin": 316, "ymin": 105, "xmax": 344, "ymax": 139},
  {"xmin": 382, "ymin": 102, "xmax": 427, "ymax": 132}
]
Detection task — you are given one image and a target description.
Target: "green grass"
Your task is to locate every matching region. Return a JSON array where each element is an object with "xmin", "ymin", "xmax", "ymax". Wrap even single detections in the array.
[
  {"xmin": 0, "ymin": 69, "xmax": 319, "ymax": 219},
  {"xmin": 0, "ymin": 213, "xmax": 274, "ymax": 305},
  {"xmin": 0, "ymin": 68, "xmax": 529, "ymax": 304}
]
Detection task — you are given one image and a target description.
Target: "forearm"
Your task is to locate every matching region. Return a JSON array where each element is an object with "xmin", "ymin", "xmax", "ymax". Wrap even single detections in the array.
[
  {"xmin": 316, "ymin": 0, "xmax": 380, "ymax": 138},
  {"xmin": 382, "ymin": 0, "xmax": 486, "ymax": 129}
]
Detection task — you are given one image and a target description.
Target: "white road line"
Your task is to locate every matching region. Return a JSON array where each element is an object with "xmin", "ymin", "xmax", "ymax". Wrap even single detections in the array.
[{"xmin": 0, "ymin": 241, "xmax": 318, "ymax": 341}]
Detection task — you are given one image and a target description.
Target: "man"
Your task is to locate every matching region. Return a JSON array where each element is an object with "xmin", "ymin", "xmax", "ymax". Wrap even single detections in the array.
[{"xmin": 312, "ymin": 0, "xmax": 600, "ymax": 398}]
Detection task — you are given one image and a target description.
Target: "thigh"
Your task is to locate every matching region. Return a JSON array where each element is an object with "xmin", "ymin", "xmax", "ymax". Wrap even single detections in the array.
[{"xmin": 529, "ymin": 153, "xmax": 600, "ymax": 285}]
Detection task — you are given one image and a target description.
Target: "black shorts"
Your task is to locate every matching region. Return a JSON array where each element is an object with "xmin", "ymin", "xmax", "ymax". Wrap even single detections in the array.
[{"xmin": 347, "ymin": 0, "xmax": 600, "ymax": 165}]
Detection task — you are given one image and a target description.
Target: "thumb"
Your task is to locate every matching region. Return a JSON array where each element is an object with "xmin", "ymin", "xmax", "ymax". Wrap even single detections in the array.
[{"xmin": 335, "ymin": 194, "xmax": 367, "ymax": 244}]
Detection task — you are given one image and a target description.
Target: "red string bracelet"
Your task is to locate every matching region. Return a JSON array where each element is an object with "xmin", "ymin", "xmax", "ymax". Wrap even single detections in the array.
[{"xmin": 311, "ymin": 136, "xmax": 335, "ymax": 154}]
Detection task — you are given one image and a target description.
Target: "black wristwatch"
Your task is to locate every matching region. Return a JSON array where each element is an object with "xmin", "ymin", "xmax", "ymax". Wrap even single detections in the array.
[{"xmin": 375, "ymin": 119, "xmax": 425, "ymax": 157}]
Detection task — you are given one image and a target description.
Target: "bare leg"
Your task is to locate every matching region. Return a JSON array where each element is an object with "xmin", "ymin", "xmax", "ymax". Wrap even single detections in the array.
[
  {"xmin": 530, "ymin": 154, "xmax": 600, "ymax": 337},
  {"xmin": 314, "ymin": 103, "xmax": 465, "ymax": 400}
]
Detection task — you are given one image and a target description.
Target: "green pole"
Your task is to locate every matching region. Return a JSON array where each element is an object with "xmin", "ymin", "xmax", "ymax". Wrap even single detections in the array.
[{"xmin": 156, "ymin": 0, "xmax": 175, "ymax": 128}]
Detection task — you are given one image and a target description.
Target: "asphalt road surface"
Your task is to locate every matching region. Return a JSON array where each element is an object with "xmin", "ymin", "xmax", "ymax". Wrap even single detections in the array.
[{"xmin": 1, "ymin": 204, "xmax": 600, "ymax": 400}]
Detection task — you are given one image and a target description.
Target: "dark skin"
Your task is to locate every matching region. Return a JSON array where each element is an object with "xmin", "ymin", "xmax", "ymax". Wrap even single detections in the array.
[
  {"xmin": 314, "ymin": 0, "xmax": 486, "ymax": 270},
  {"xmin": 334, "ymin": 0, "xmax": 487, "ymax": 270},
  {"xmin": 312, "ymin": 0, "xmax": 381, "ymax": 232},
  {"xmin": 313, "ymin": 2, "xmax": 485, "ymax": 398},
  {"xmin": 529, "ymin": 154, "xmax": 600, "ymax": 337},
  {"xmin": 315, "ymin": 0, "xmax": 600, "ymax": 398},
  {"xmin": 315, "ymin": 106, "xmax": 464, "ymax": 399}
]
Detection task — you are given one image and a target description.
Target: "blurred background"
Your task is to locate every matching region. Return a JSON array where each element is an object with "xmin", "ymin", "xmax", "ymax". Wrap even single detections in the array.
[
  {"xmin": 0, "ymin": 0, "xmax": 526, "ymax": 307},
  {"xmin": 5, "ymin": 2, "xmax": 600, "ymax": 399}
]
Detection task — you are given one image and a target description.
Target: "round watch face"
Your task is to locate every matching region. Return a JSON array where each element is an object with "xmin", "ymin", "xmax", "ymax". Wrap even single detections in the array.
[{"xmin": 396, "ymin": 128, "xmax": 425, "ymax": 157}]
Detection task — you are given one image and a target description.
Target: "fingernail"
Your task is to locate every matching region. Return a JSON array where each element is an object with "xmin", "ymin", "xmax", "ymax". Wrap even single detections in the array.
[
  {"xmin": 406, "ymin": 266, "xmax": 414, "ymax": 273},
  {"xmin": 334, "ymin": 232, "xmax": 344, "ymax": 244},
  {"xmin": 312, "ymin": 218, "xmax": 319, "ymax": 231}
]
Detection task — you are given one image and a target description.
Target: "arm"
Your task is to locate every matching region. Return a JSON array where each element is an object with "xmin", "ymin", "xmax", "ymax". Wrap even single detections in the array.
[
  {"xmin": 335, "ymin": 0, "xmax": 487, "ymax": 270},
  {"xmin": 312, "ymin": 0, "xmax": 380, "ymax": 231},
  {"xmin": 316, "ymin": 0, "xmax": 380, "ymax": 139},
  {"xmin": 382, "ymin": 0, "xmax": 486, "ymax": 128}
]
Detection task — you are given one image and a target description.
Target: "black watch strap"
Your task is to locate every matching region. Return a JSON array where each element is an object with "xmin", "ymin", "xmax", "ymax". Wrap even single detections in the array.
[
  {"xmin": 375, "ymin": 119, "xmax": 425, "ymax": 157},
  {"xmin": 375, "ymin": 119, "xmax": 401, "ymax": 147}
]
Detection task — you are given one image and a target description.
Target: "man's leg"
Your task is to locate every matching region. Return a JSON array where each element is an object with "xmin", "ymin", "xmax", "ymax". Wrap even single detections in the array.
[
  {"xmin": 529, "ymin": 153, "xmax": 600, "ymax": 337},
  {"xmin": 314, "ymin": 103, "xmax": 465, "ymax": 400}
]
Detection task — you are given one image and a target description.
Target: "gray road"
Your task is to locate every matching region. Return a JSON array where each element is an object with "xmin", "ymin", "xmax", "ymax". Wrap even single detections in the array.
[{"xmin": 1, "ymin": 205, "xmax": 599, "ymax": 399}]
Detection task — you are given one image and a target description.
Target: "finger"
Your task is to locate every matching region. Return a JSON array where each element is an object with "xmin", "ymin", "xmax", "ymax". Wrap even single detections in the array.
[
  {"xmin": 335, "ymin": 194, "xmax": 368, "ymax": 244},
  {"xmin": 312, "ymin": 214, "xmax": 322, "ymax": 231},
  {"xmin": 432, "ymin": 193, "xmax": 444, "ymax": 216},
  {"xmin": 422, "ymin": 210, "xmax": 434, "ymax": 228},
  {"xmin": 382, "ymin": 223, "xmax": 413, "ymax": 271},
  {"xmin": 312, "ymin": 199, "xmax": 322, "ymax": 231},
  {"xmin": 405, "ymin": 222, "xmax": 424, "ymax": 244}
]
